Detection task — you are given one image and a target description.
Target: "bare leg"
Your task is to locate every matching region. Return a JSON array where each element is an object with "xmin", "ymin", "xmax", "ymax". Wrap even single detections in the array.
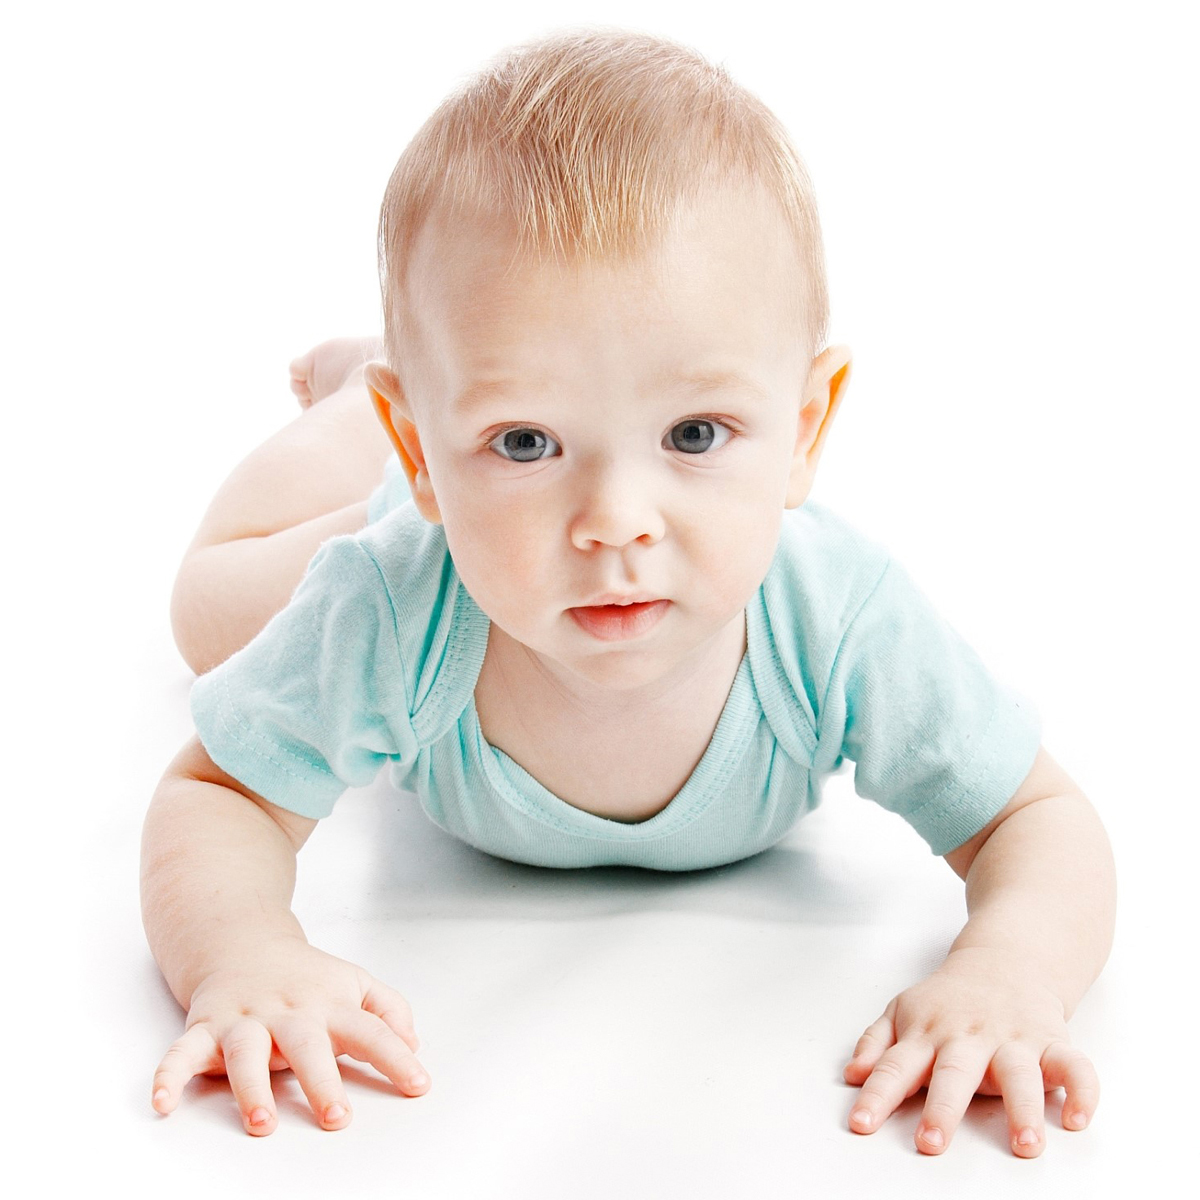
[{"xmin": 171, "ymin": 340, "xmax": 394, "ymax": 676}]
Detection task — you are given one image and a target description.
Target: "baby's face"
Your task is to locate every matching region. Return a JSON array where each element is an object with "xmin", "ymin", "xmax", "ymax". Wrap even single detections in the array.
[{"xmin": 373, "ymin": 183, "xmax": 846, "ymax": 697}]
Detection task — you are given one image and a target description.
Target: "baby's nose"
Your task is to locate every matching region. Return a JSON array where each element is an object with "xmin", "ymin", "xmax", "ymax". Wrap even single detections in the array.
[{"xmin": 568, "ymin": 461, "xmax": 665, "ymax": 550}]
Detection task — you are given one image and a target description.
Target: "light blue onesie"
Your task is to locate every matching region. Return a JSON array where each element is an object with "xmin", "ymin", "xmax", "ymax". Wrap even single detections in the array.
[{"xmin": 190, "ymin": 460, "xmax": 1040, "ymax": 870}]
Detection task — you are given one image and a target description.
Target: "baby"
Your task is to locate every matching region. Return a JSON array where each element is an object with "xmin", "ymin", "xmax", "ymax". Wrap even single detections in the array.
[{"xmin": 141, "ymin": 29, "xmax": 1115, "ymax": 1157}]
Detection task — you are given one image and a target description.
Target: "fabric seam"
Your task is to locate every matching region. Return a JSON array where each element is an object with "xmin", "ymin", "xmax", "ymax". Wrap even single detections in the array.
[{"xmin": 815, "ymin": 555, "xmax": 894, "ymax": 748}]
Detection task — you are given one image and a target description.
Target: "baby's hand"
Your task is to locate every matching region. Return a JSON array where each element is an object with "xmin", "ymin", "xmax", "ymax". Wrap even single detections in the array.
[
  {"xmin": 151, "ymin": 937, "xmax": 430, "ymax": 1135},
  {"xmin": 842, "ymin": 947, "xmax": 1099, "ymax": 1157}
]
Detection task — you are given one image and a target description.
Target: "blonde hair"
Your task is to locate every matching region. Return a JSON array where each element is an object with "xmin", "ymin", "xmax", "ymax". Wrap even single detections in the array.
[{"xmin": 378, "ymin": 27, "xmax": 829, "ymax": 380}]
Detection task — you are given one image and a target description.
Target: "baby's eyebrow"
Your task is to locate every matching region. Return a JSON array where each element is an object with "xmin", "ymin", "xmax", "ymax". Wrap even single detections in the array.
[
  {"xmin": 451, "ymin": 380, "xmax": 533, "ymax": 417},
  {"xmin": 665, "ymin": 369, "xmax": 771, "ymax": 401},
  {"xmin": 451, "ymin": 379, "xmax": 552, "ymax": 417},
  {"xmin": 451, "ymin": 369, "xmax": 768, "ymax": 416}
]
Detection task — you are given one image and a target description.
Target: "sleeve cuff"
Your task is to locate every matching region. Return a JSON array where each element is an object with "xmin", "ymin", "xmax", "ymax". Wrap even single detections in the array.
[
  {"xmin": 903, "ymin": 690, "xmax": 1042, "ymax": 856},
  {"xmin": 190, "ymin": 668, "xmax": 344, "ymax": 820}
]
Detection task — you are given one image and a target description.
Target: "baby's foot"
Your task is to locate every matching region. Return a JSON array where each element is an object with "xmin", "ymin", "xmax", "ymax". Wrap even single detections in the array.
[{"xmin": 289, "ymin": 336, "xmax": 383, "ymax": 409}]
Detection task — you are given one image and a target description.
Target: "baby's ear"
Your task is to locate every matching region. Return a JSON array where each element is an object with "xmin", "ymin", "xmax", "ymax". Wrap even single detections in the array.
[
  {"xmin": 785, "ymin": 345, "xmax": 852, "ymax": 508},
  {"xmin": 364, "ymin": 362, "xmax": 406, "ymax": 417},
  {"xmin": 364, "ymin": 363, "xmax": 443, "ymax": 525}
]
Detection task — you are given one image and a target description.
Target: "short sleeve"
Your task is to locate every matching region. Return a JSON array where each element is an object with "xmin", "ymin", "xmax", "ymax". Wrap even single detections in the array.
[
  {"xmin": 189, "ymin": 535, "xmax": 418, "ymax": 819},
  {"xmin": 823, "ymin": 558, "xmax": 1041, "ymax": 855}
]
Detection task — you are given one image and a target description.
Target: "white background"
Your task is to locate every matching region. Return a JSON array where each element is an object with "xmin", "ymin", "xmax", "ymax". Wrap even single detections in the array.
[{"xmin": 4, "ymin": 0, "xmax": 1195, "ymax": 1194}]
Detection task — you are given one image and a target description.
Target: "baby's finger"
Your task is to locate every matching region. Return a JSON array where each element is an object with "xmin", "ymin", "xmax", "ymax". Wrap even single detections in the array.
[
  {"xmin": 849, "ymin": 1039, "xmax": 931, "ymax": 1135},
  {"xmin": 1041, "ymin": 1041, "xmax": 1100, "ymax": 1132},
  {"xmin": 843, "ymin": 1007, "xmax": 896, "ymax": 1084},
  {"xmin": 152, "ymin": 1024, "xmax": 220, "ymax": 1114},
  {"xmin": 361, "ymin": 977, "xmax": 420, "ymax": 1053},
  {"xmin": 991, "ymin": 1042, "xmax": 1046, "ymax": 1158},
  {"xmin": 333, "ymin": 1009, "xmax": 431, "ymax": 1096},
  {"xmin": 271, "ymin": 1018, "xmax": 352, "ymax": 1130},
  {"xmin": 914, "ymin": 1041, "xmax": 990, "ymax": 1155},
  {"xmin": 222, "ymin": 1019, "xmax": 279, "ymax": 1136}
]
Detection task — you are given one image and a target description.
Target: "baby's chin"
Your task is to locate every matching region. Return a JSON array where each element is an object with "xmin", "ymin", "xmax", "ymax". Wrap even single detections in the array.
[{"xmin": 540, "ymin": 615, "xmax": 747, "ymax": 700}]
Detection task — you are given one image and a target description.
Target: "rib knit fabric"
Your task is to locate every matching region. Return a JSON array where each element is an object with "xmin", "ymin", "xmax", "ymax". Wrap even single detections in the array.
[{"xmin": 190, "ymin": 463, "xmax": 1040, "ymax": 869}]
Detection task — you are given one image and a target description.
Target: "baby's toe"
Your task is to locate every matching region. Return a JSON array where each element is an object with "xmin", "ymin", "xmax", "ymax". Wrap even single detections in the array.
[{"xmin": 288, "ymin": 351, "xmax": 316, "ymax": 408}]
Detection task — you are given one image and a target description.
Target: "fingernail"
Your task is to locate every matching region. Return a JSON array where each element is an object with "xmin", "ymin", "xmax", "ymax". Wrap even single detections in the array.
[
  {"xmin": 248, "ymin": 1107, "xmax": 272, "ymax": 1127},
  {"xmin": 153, "ymin": 1088, "xmax": 170, "ymax": 1108},
  {"xmin": 411, "ymin": 1072, "xmax": 430, "ymax": 1089},
  {"xmin": 851, "ymin": 1109, "xmax": 873, "ymax": 1130},
  {"xmin": 921, "ymin": 1127, "xmax": 944, "ymax": 1148},
  {"xmin": 1068, "ymin": 1110, "xmax": 1088, "ymax": 1129},
  {"xmin": 325, "ymin": 1104, "xmax": 347, "ymax": 1123},
  {"xmin": 1017, "ymin": 1127, "xmax": 1039, "ymax": 1147}
]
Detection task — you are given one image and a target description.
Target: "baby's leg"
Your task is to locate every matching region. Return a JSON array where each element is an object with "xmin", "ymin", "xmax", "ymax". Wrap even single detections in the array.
[{"xmin": 171, "ymin": 339, "xmax": 394, "ymax": 675}]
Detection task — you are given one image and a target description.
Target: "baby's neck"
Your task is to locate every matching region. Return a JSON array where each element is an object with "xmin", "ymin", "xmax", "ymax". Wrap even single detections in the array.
[{"xmin": 474, "ymin": 609, "xmax": 749, "ymax": 822}]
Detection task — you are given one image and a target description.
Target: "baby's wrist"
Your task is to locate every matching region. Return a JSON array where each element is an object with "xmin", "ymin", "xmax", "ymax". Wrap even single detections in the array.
[
  {"xmin": 938, "ymin": 945, "xmax": 1068, "ymax": 1014},
  {"xmin": 176, "ymin": 927, "xmax": 309, "ymax": 1008}
]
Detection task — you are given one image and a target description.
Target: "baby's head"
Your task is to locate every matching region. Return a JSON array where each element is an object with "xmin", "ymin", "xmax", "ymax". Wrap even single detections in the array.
[
  {"xmin": 365, "ymin": 28, "xmax": 852, "ymax": 693},
  {"xmin": 377, "ymin": 27, "xmax": 831, "ymax": 376}
]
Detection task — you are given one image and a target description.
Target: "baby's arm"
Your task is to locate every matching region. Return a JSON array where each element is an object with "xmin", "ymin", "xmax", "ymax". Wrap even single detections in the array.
[
  {"xmin": 842, "ymin": 746, "xmax": 1116, "ymax": 1157},
  {"xmin": 141, "ymin": 734, "xmax": 431, "ymax": 1135}
]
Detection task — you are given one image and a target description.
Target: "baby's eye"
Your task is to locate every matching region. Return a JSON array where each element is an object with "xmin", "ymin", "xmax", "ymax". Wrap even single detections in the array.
[
  {"xmin": 488, "ymin": 426, "xmax": 562, "ymax": 462},
  {"xmin": 666, "ymin": 419, "xmax": 732, "ymax": 455}
]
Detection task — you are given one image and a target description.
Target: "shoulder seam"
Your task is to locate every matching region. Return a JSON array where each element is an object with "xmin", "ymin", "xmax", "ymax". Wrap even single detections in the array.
[
  {"xmin": 815, "ymin": 555, "xmax": 894, "ymax": 744},
  {"xmin": 354, "ymin": 539, "xmax": 415, "ymax": 716}
]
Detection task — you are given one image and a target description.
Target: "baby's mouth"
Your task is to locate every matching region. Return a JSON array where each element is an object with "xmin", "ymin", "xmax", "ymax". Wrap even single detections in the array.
[{"xmin": 567, "ymin": 599, "xmax": 670, "ymax": 641}]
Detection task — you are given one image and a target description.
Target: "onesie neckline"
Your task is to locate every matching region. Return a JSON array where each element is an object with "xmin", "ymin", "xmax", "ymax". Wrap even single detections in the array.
[{"xmin": 439, "ymin": 577, "xmax": 764, "ymax": 841}]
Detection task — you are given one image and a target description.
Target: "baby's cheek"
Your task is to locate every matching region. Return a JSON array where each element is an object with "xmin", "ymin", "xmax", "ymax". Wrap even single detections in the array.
[
  {"xmin": 705, "ymin": 501, "xmax": 782, "ymax": 580},
  {"xmin": 696, "ymin": 510, "xmax": 779, "ymax": 594},
  {"xmin": 450, "ymin": 534, "xmax": 560, "ymax": 635}
]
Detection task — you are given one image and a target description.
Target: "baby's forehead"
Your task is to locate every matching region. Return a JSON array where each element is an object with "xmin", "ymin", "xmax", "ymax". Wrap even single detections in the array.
[
  {"xmin": 399, "ymin": 233, "xmax": 809, "ymax": 422},
  {"xmin": 410, "ymin": 181, "xmax": 805, "ymax": 311},
  {"xmin": 396, "ymin": 214, "xmax": 805, "ymax": 423}
]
